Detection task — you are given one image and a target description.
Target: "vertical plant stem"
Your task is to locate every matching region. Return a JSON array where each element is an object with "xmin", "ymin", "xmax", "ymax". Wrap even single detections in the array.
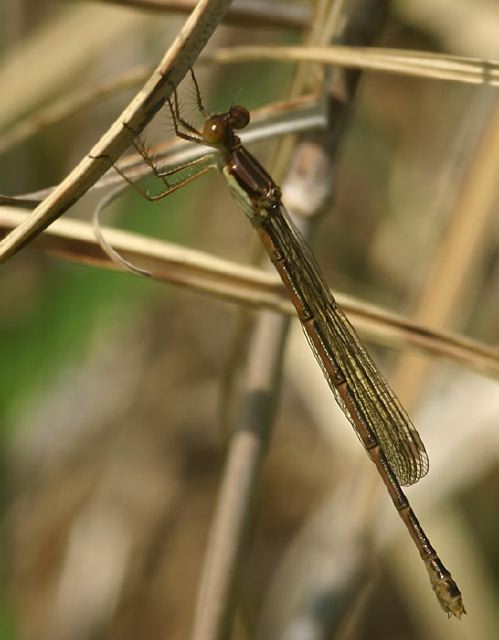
[
  {"xmin": 190, "ymin": 1, "xmax": 390, "ymax": 638},
  {"xmin": 191, "ymin": 312, "xmax": 288, "ymax": 640}
]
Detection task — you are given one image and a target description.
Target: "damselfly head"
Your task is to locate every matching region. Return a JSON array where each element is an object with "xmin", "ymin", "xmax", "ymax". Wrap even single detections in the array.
[{"xmin": 228, "ymin": 105, "xmax": 250, "ymax": 130}]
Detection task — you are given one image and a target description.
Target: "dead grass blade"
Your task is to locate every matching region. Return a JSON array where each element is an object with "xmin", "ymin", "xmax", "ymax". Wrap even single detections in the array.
[
  {"xmin": 208, "ymin": 45, "xmax": 499, "ymax": 87},
  {"xmin": 2, "ymin": 207, "xmax": 498, "ymax": 380}
]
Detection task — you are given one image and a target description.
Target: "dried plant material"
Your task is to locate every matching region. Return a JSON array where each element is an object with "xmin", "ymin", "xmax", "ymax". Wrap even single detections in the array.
[
  {"xmin": 2, "ymin": 205, "xmax": 498, "ymax": 381},
  {"xmin": 208, "ymin": 45, "xmax": 499, "ymax": 87}
]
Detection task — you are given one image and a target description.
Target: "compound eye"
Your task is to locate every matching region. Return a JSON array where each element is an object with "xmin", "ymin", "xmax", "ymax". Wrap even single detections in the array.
[
  {"xmin": 230, "ymin": 105, "xmax": 250, "ymax": 130},
  {"xmin": 203, "ymin": 117, "xmax": 225, "ymax": 144}
]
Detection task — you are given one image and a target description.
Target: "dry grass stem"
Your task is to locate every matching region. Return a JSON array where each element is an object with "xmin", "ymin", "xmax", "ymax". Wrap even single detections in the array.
[
  {"xmin": 98, "ymin": 0, "xmax": 309, "ymax": 29},
  {"xmin": 208, "ymin": 45, "xmax": 499, "ymax": 87},
  {"xmin": 2, "ymin": 207, "xmax": 498, "ymax": 378}
]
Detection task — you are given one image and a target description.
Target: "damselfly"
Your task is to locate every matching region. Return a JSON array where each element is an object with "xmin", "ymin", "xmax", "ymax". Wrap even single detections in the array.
[{"xmin": 98, "ymin": 72, "xmax": 465, "ymax": 618}]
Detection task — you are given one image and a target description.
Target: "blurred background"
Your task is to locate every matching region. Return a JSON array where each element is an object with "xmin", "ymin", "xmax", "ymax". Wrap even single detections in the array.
[{"xmin": 1, "ymin": 1, "xmax": 499, "ymax": 639}]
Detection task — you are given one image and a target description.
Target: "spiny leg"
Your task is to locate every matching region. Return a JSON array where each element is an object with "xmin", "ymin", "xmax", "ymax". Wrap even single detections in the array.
[
  {"xmin": 111, "ymin": 120, "xmax": 211, "ymax": 200},
  {"xmin": 130, "ymin": 123, "xmax": 212, "ymax": 184},
  {"xmin": 167, "ymin": 81, "xmax": 204, "ymax": 142},
  {"xmin": 114, "ymin": 122, "xmax": 175, "ymax": 191},
  {"xmin": 189, "ymin": 68, "xmax": 209, "ymax": 118},
  {"xmin": 112, "ymin": 151, "xmax": 214, "ymax": 203}
]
